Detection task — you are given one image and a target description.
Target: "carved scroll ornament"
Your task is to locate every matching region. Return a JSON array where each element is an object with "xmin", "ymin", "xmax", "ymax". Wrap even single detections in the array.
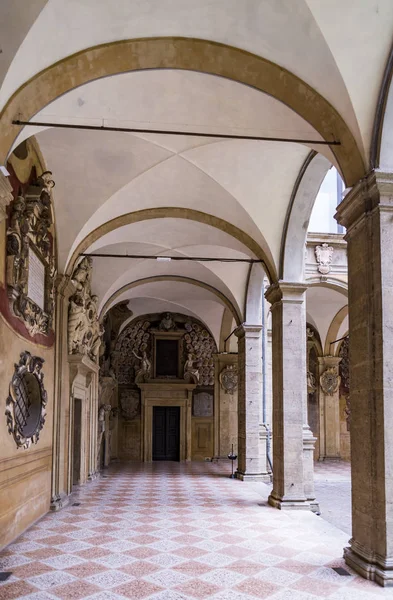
[
  {"xmin": 6, "ymin": 171, "xmax": 56, "ymax": 336},
  {"xmin": 5, "ymin": 351, "xmax": 48, "ymax": 449},
  {"xmin": 315, "ymin": 243, "xmax": 334, "ymax": 275},
  {"xmin": 320, "ymin": 366, "xmax": 341, "ymax": 396},
  {"xmin": 68, "ymin": 256, "xmax": 104, "ymax": 361}
]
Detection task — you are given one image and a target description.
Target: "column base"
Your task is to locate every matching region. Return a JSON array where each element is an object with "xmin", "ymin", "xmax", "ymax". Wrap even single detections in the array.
[
  {"xmin": 344, "ymin": 545, "xmax": 393, "ymax": 587},
  {"xmin": 235, "ymin": 470, "xmax": 271, "ymax": 483},
  {"xmin": 50, "ymin": 492, "xmax": 69, "ymax": 512},
  {"xmin": 268, "ymin": 492, "xmax": 311, "ymax": 510}
]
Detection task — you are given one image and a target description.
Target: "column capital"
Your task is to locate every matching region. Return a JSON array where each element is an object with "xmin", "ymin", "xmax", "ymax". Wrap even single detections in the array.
[
  {"xmin": 265, "ymin": 281, "xmax": 307, "ymax": 305},
  {"xmin": 335, "ymin": 169, "xmax": 393, "ymax": 232},
  {"xmin": 234, "ymin": 323, "xmax": 262, "ymax": 338}
]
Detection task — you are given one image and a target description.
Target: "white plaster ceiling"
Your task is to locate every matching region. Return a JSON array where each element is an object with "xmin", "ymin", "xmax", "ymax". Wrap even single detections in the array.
[
  {"xmin": 106, "ymin": 280, "xmax": 226, "ymax": 346},
  {"xmin": 2, "ymin": 0, "xmax": 393, "ymax": 158}
]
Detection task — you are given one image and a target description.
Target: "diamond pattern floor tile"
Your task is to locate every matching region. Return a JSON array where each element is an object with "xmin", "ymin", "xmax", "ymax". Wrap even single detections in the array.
[{"xmin": 0, "ymin": 461, "xmax": 389, "ymax": 599}]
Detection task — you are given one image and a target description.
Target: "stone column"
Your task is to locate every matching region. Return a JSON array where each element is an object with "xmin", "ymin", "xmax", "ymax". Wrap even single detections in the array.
[
  {"xmin": 235, "ymin": 324, "xmax": 269, "ymax": 481},
  {"xmin": 50, "ymin": 275, "xmax": 74, "ymax": 511},
  {"xmin": 318, "ymin": 356, "xmax": 341, "ymax": 460},
  {"xmin": 335, "ymin": 170, "xmax": 393, "ymax": 586},
  {"xmin": 265, "ymin": 282, "xmax": 314, "ymax": 510}
]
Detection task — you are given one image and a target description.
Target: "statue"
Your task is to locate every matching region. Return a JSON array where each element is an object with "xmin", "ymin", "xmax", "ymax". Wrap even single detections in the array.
[
  {"xmin": 68, "ymin": 257, "xmax": 104, "ymax": 361},
  {"xmin": 159, "ymin": 312, "xmax": 177, "ymax": 331},
  {"xmin": 133, "ymin": 349, "xmax": 151, "ymax": 383},
  {"xmin": 184, "ymin": 353, "xmax": 199, "ymax": 384}
]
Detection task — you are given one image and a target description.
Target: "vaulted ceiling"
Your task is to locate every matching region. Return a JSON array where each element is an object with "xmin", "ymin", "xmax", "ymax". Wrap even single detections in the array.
[{"xmin": 1, "ymin": 0, "xmax": 391, "ymax": 337}]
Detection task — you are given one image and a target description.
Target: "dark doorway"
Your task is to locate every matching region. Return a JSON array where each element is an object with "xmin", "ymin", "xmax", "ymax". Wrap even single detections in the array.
[
  {"xmin": 153, "ymin": 406, "xmax": 180, "ymax": 461},
  {"xmin": 73, "ymin": 398, "xmax": 82, "ymax": 485}
]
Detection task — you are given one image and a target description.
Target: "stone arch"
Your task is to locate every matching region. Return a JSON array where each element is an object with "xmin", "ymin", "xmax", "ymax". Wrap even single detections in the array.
[
  {"xmin": 100, "ymin": 275, "xmax": 242, "ymax": 327},
  {"xmin": 66, "ymin": 207, "xmax": 276, "ymax": 283},
  {"xmin": 325, "ymin": 305, "xmax": 349, "ymax": 356},
  {"xmin": 244, "ymin": 263, "xmax": 265, "ymax": 325},
  {"xmin": 370, "ymin": 43, "xmax": 393, "ymax": 169},
  {"xmin": 280, "ymin": 152, "xmax": 331, "ymax": 282},
  {"xmin": 0, "ymin": 37, "xmax": 364, "ymax": 184}
]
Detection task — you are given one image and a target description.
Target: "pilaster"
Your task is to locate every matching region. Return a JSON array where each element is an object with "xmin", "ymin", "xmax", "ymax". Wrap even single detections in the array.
[
  {"xmin": 335, "ymin": 170, "xmax": 393, "ymax": 586},
  {"xmin": 50, "ymin": 275, "xmax": 75, "ymax": 511},
  {"xmin": 318, "ymin": 356, "xmax": 341, "ymax": 461}
]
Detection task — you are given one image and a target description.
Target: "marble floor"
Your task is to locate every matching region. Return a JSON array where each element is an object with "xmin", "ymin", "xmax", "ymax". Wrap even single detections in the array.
[{"xmin": 0, "ymin": 461, "xmax": 390, "ymax": 599}]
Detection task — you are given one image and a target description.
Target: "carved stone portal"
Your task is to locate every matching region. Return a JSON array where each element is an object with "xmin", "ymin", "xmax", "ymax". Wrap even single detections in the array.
[
  {"xmin": 5, "ymin": 351, "xmax": 48, "ymax": 449},
  {"xmin": 320, "ymin": 366, "xmax": 341, "ymax": 396},
  {"xmin": 219, "ymin": 364, "xmax": 238, "ymax": 394},
  {"xmin": 68, "ymin": 256, "xmax": 104, "ymax": 361},
  {"xmin": 315, "ymin": 243, "xmax": 334, "ymax": 275},
  {"xmin": 6, "ymin": 171, "xmax": 56, "ymax": 336}
]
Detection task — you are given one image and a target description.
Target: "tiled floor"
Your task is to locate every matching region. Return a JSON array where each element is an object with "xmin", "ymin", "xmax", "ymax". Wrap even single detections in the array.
[{"xmin": 0, "ymin": 461, "xmax": 390, "ymax": 599}]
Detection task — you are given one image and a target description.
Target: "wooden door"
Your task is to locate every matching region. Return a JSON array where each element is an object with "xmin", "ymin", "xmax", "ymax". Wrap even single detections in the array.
[{"xmin": 152, "ymin": 406, "xmax": 180, "ymax": 461}]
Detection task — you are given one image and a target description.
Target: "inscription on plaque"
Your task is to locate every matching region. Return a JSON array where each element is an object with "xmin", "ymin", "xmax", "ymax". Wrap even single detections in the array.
[{"xmin": 27, "ymin": 247, "xmax": 45, "ymax": 310}]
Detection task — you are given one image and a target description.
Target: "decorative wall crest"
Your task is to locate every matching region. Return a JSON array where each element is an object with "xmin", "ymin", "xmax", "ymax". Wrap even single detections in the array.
[
  {"xmin": 158, "ymin": 312, "xmax": 177, "ymax": 331},
  {"xmin": 315, "ymin": 243, "xmax": 334, "ymax": 275},
  {"xmin": 320, "ymin": 366, "xmax": 341, "ymax": 396},
  {"xmin": 68, "ymin": 256, "xmax": 104, "ymax": 361},
  {"xmin": 6, "ymin": 171, "xmax": 56, "ymax": 336},
  {"xmin": 219, "ymin": 364, "xmax": 238, "ymax": 394},
  {"xmin": 5, "ymin": 351, "xmax": 48, "ymax": 449},
  {"xmin": 119, "ymin": 389, "xmax": 141, "ymax": 420}
]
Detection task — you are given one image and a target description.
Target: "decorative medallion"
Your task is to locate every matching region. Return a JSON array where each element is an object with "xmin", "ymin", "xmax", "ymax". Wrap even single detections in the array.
[
  {"xmin": 320, "ymin": 366, "xmax": 340, "ymax": 396},
  {"xmin": 119, "ymin": 389, "xmax": 141, "ymax": 420},
  {"xmin": 5, "ymin": 351, "xmax": 48, "ymax": 449},
  {"xmin": 68, "ymin": 256, "xmax": 104, "ymax": 361},
  {"xmin": 315, "ymin": 243, "xmax": 334, "ymax": 275},
  {"xmin": 219, "ymin": 364, "xmax": 238, "ymax": 394},
  {"xmin": 6, "ymin": 171, "xmax": 56, "ymax": 336}
]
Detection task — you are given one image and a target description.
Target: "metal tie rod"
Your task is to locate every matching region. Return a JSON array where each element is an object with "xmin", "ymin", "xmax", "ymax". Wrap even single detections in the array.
[{"xmin": 12, "ymin": 120, "xmax": 340, "ymax": 146}]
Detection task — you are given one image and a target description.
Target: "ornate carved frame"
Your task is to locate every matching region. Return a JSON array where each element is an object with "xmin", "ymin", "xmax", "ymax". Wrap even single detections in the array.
[
  {"xmin": 6, "ymin": 171, "xmax": 56, "ymax": 336},
  {"xmin": 5, "ymin": 351, "xmax": 48, "ymax": 449}
]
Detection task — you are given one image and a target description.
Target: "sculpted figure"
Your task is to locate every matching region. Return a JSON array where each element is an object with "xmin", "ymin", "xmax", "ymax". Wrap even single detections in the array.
[
  {"xmin": 184, "ymin": 353, "xmax": 199, "ymax": 384},
  {"xmin": 159, "ymin": 312, "xmax": 176, "ymax": 331},
  {"xmin": 133, "ymin": 349, "xmax": 151, "ymax": 383}
]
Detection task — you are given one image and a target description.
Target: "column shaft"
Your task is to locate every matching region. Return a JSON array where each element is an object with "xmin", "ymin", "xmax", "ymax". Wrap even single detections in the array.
[
  {"xmin": 235, "ymin": 324, "xmax": 269, "ymax": 481},
  {"xmin": 336, "ymin": 171, "xmax": 393, "ymax": 586},
  {"xmin": 266, "ymin": 282, "xmax": 312, "ymax": 509}
]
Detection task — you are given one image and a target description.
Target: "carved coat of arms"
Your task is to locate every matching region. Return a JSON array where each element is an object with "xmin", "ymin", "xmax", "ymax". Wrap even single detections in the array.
[
  {"xmin": 119, "ymin": 389, "xmax": 140, "ymax": 420},
  {"xmin": 315, "ymin": 243, "xmax": 334, "ymax": 275},
  {"xmin": 320, "ymin": 367, "xmax": 340, "ymax": 396},
  {"xmin": 219, "ymin": 365, "xmax": 238, "ymax": 394}
]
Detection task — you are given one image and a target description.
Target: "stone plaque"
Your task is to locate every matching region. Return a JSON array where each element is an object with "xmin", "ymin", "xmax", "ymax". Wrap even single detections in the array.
[
  {"xmin": 193, "ymin": 392, "xmax": 213, "ymax": 417},
  {"xmin": 27, "ymin": 246, "xmax": 45, "ymax": 310}
]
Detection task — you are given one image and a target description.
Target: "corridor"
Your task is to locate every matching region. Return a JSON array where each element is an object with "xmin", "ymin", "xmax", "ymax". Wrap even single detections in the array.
[{"xmin": 0, "ymin": 462, "xmax": 387, "ymax": 599}]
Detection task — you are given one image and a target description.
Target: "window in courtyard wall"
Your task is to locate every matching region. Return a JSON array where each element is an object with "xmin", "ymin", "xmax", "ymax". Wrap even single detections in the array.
[{"xmin": 308, "ymin": 167, "xmax": 345, "ymax": 234}]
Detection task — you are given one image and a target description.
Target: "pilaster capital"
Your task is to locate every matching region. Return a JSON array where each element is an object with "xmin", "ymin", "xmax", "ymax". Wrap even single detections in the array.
[
  {"xmin": 265, "ymin": 281, "xmax": 307, "ymax": 306},
  {"xmin": 0, "ymin": 171, "xmax": 13, "ymax": 223},
  {"xmin": 317, "ymin": 355, "xmax": 342, "ymax": 368},
  {"xmin": 55, "ymin": 274, "xmax": 76, "ymax": 299},
  {"xmin": 234, "ymin": 323, "xmax": 262, "ymax": 339},
  {"xmin": 335, "ymin": 169, "xmax": 393, "ymax": 232}
]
